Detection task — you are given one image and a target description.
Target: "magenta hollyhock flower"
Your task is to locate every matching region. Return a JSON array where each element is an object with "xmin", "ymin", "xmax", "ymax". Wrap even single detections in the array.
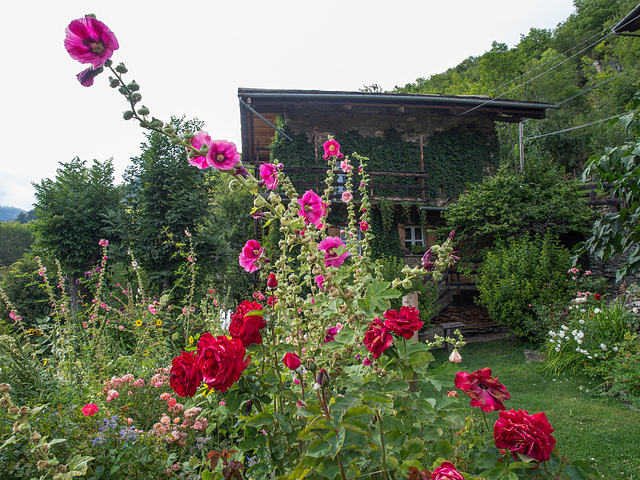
[
  {"xmin": 421, "ymin": 247, "xmax": 434, "ymax": 271},
  {"xmin": 189, "ymin": 131, "xmax": 212, "ymax": 169},
  {"xmin": 76, "ymin": 66, "xmax": 104, "ymax": 87},
  {"xmin": 206, "ymin": 140, "xmax": 240, "ymax": 170},
  {"xmin": 359, "ymin": 221, "xmax": 369, "ymax": 232},
  {"xmin": 317, "ymin": 236, "xmax": 349, "ymax": 268},
  {"xmin": 323, "ymin": 139, "xmax": 344, "ymax": 159},
  {"xmin": 64, "ymin": 16, "xmax": 119, "ymax": 68},
  {"xmin": 98, "ymin": 239, "xmax": 108, "ymax": 247},
  {"xmin": 297, "ymin": 190, "xmax": 326, "ymax": 228},
  {"xmin": 239, "ymin": 240, "xmax": 263, "ymax": 273},
  {"xmin": 455, "ymin": 367, "xmax": 511, "ymax": 412},
  {"xmin": 259, "ymin": 163, "xmax": 279, "ymax": 189},
  {"xmin": 341, "ymin": 191, "xmax": 353, "ymax": 203},
  {"xmin": 314, "ymin": 275, "xmax": 326, "ymax": 291}
]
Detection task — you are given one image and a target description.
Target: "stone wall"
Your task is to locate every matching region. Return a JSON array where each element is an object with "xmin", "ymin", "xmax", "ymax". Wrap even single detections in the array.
[{"xmin": 587, "ymin": 245, "xmax": 639, "ymax": 295}]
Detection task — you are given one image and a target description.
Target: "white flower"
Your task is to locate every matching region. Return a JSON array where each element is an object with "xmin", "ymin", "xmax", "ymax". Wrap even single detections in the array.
[
  {"xmin": 600, "ymin": 343, "xmax": 607, "ymax": 351},
  {"xmin": 572, "ymin": 329, "xmax": 578, "ymax": 336},
  {"xmin": 578, "ymin": 331, "xmax": 584, "ymax": 339},
  {"xmin": 577, "ymin": 339, "xmax": 583, "ymax": 344},
  {"xmin": 594, "ymin": 308, "xmax": 601, "ymax": 314},
  {"xmin": 561, "ymin": 324, "xmax": 569, "ymax": 331},
  {"xmin": 558, "ymin": 331, "xmax": 566, "ymax": 338},
  {"xmin": 580, "ymin": 309, "xmax": 586, "ymax": 313},
  {"xmin": 576, "ymin": 347, "xmax": 581, "ymax": 352},
  {"xmin": 613, "ymin": 346, "xmax": 619, "ymax": 352},
  {"xmin": 549, "ymin": 330, "xmax": 556, "ymax": 337},
  {"xmin": 579, "ymin": 319, "xmax": 585, "ymax": 324},
  {"xmin": 550, "ymin": 339, "xmax": 556, "ymax": 343},
  {"xmin": 588, "ymin": 355, "xmax": 593, "ymax": 359},
  {"xmin": 555, "ymin": 346, "xmax": 561, "ymax": 352}
]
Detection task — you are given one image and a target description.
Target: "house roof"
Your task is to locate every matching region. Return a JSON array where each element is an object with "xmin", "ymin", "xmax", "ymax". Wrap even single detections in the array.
[
  {"xmin": 612, "ymin": 3, "xmax": 640, "ymax": 34},
  {"xmin": 238, "ymin": 88, "xmax": 558, "ymax": 164}
]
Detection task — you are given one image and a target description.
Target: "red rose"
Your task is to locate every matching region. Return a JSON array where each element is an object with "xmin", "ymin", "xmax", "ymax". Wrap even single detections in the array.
[
  {"xmin": 169, "ymin": 351, "xmax": 203, "ymax": 397},
  {"xmin": 363, "ymin": 317, "xmax": 394, "ymax": 359},
  {"xmin": 267, "ymin": 273, "xmax": 278, "ymax": 289},
  {"xmin": 282, "ymin": 352, "xmax": 301, "ymax": 370},
  {"xmin": 383, "ymin": 306, "xmax": 424, "ymax": 340},
  {"xmin": 432, "ymin": 462, "xmax": 464, "ymax": 480},
  {"xmin": 494, "ymin": 409, "xmax": 556, "ymax": 462},
  {"xmin": 455, "ymin": 367, "xmax": 510, "ymax": 412},
  {"xmin": 594, "ymin": 293, "xmax": 601, "ymax": 300},
  {"xmin": 196, "ymin": 333, "xmax": 249, "ymax": 393},
  {"xmin": 229, "ymin": 301, "xmax": 265, "ymax": 347}
]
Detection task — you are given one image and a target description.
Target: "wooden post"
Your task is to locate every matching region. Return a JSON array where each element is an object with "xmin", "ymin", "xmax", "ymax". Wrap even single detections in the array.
[{"xmin": 402, "ymin": 291, "xmax": 419, "ymax": 343}]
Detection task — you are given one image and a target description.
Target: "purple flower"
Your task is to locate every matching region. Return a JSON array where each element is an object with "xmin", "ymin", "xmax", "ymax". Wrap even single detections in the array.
[
  {"xmin": 76, "ymin": 66, "xmax": 104, "ymax": 87},
  {"xmin": 421, "ymin": 248, "xmax": 434, "ymax": 271},
  {"xmin": 64, "ymin": 16, "xmax": 119, "ymax": 68}
]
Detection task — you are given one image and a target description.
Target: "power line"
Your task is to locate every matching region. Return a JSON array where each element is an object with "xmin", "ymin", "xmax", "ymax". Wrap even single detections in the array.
[{"xmin": 457, "ymin": 30, "xmax": 613, "ymax": 117}]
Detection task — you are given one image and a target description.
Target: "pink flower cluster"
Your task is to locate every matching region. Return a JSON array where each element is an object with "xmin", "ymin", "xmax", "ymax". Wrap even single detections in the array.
[
  {"xmin": 151, "ymin": 399, "xmax": 209, "ymax": 446},
  {"xmin": 103, "ymin": 373, "xmax": 145, "ymax": 402},
  {"xmin": 188, "ymin": 132, "xmax": 241, "ymax": 171}
]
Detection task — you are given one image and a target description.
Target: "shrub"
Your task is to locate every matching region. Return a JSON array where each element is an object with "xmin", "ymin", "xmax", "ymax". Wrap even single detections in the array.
[{"xmin": 476, "ymin": 234, "xmax": 573, "ymax": 341}]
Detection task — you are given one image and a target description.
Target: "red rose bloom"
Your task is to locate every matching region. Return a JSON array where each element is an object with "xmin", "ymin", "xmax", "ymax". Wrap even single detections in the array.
[
  {"xmin": 383, "ymin": 306, "xmax": 424, "ymax": 340},
  {"xmin": 196, "ymin": 333, "xmax": 248, "ymax": 393},
  {"xmin": 169, "ymin": 351, "xmax": 203, "ymax": 397},
  {"xmin": 267, "ymin": 273, "xmax": 278, "ymax": 289},
  {"xmin": 494, "ymin": 409, "xmax": 557, "ymax": 462},
  {"xmin": 282, "ymin": 352, "xmax": 301, "ymax": 370},
  {"xmin": 455, "ymin": 367, "xmax": 510, "ymax": 412},
  {"xmin": 363, "ymin": 318, "xmax": 394, "ymax": 359},
  {"xmin": 432, "ymin": 461, "xmax": 465, "ymax": 480},
  {"xmin": 229, "ymin": 301, "xmax": 265, "ymax": 347}
]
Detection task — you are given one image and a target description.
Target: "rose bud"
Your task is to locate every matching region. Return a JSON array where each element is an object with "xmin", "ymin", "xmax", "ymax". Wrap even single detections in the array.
[
  {"xmin": 315, "ymin": 369, "xmax": 330, "ymax": 388},
  {"xmin": 267, "ymin": 273, "xmax": 278, "ymax": 289},
  {"xmin": 282, "ymin": 352, "xmax": 301, "ymax": 370}
]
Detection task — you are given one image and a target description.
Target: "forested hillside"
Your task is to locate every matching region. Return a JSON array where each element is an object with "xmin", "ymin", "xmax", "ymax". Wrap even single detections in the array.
[{"xmin": 394, "ymin": 0, "xmax": 640, "ymax": 174}]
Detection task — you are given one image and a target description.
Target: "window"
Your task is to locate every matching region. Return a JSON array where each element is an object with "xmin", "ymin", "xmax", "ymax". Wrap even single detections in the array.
[
  {"xmin": 339, "ymin": 228, "xmax": 364, "ymax": 255},
  {"xmin": 404, "ymin": 226, "xmax": 424, "ymax": 247},
  {"xmin": 335, "ymin": 174, "xmax": 347, "ymax": 195}
]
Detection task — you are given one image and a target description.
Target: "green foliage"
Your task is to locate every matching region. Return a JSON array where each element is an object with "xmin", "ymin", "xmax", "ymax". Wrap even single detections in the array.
[
  {"xmin": 578, "ymin": 93, "xmax": 640, "ymax": 280},
  {"xmin": 32, "ymin": 158, "xmax": 120, "ymax": 284},
  {"xmin": 444, "ymin": 159, "xmax": 592, "ymax": 256},
  {"xmin": 0, "ymin": 222, "xmax": 33, "ymax": 268},
  {"xmin": 477, "ymin": 234, "xmax": 574, "ymax": 342}
]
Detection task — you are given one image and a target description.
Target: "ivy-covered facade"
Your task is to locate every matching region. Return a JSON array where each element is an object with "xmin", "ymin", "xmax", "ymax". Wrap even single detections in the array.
[{"xmin": 238, "ymin": 88, "xmax": 555, "ymax": 259}]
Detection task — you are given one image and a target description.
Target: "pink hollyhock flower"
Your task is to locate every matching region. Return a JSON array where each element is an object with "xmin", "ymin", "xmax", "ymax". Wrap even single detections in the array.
[
  {"xmin": 81, "ymin": 403, "xmax": 99, "ymax": 416},
  {"xmin": 98, "ymin": 239, "xmax": 108, "ymax": 247},
  {"xmin": 383, "ymin": 306, "xmax": 423, "ymax": 340},
  {"xmin": 455, "ymin": 367, "xmax": 510, "ymax": 412},
  {"xmin": 259, "ymin": 163, "xmax": 279, "ymax": 189},
  {"xmin": 449, "ymin": 348, "xmax": 462, "ymax": 364},
  {"xmin": 189, "ymin": 131, "xmax": 212, "ymax": 169},
  {"xmin": 9, "ymin": 311, "xmax": 20, "ymax": 321},
  {"xmin": 282, "ymin": 352, "xmax": 301, "ymax": 370},
  {"xmin": 317, "ymin": 236, "xmax": 349, "ymax": 268},
  {"xmin": 148, "ymin": 304, "xmax": 158, "ymax": 315},
  {"xmin": 359, "ymin": 221, "xmax": 369, "ymax": 232},
  {"xmin": 494, "ymin": 409, "xmax": 556, "ymax": 462},
  {"xmin": 323, "ymin": 139, "xmax": 344, "ymax": 159},
  {"xmin": 363, "ymin": 317, "xmax": 394, "ymax": 359},
  {"xmin": 341, "ymin": 191, "xmax": 353, "ymax": 203},
  {"xmin": 267, "ymin": 296, "xmax": 277, "ymax": 307},
  {"xmin": 206, "ymin": 140, "xmax": 240, "ymax": 170},
  {"xmin": 340, "ymin": 160, "xmax": 352, "ymax": 172},
  {"xmin": 432, "ymin": 461, "xmax": 464, "ymax": 480},
  {"xmin": 239, "ymin": 240, "xmax": 263, "ymax": 273},
  {"xmin": 297, "ymin": 190, "xmax": 326, "ymax": 228},
  {"xmin": 362, "ymin": 357, "xmax": 373, "ymax": 366},
  {"xmin": 315, "ymin": 275, "xmax": 326, "ymax": 291},
  {"xmin": 64, "ymin": 16, "xmax": 119, "ymax": 68}
]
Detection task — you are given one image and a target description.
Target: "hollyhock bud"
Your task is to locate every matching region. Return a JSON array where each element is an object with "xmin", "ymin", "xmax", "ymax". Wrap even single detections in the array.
[
  {"xmin": 449, "ymin": 348, "xmax": 462, "ymax": 364},
  {"xmin": 137, "ymin": 106, "xmax": 150, "ymax": 115},
  {"xmin": 282, "ymin": 352, "xmax": 301, "ymax": 370},
  {"xmin": 315, "ymin": 369, "xmax": 330, "ymax": 388}
]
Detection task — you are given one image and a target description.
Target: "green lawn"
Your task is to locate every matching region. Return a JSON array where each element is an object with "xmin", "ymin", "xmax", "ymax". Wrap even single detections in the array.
[{"xmin": 431, "ymin": 337, "xmax": 640, "ymax": 479}]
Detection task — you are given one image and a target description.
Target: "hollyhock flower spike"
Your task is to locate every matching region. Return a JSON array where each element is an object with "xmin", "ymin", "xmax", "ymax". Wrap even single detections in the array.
[
  {"xmin": 189, "ymin": 131, "xmax": 212, "ymax": 169},
  {"xmin": 455, "ymin": 367, "xmax": 510, "ymax": 412},
  {"xmin": 323, "ymin": 138, "xmax": 344, "ymax": 159},
  {"xmin": 297, "ymin": 190, "xmax": 326, "ymax": 228},
  {"xmin": 363, "ymin": 318, "xmax": 394, "ymax": 359},
  {"xmin": 64, "ymin": 16, "xmax": 119, "ymax": 68},
  {"xmin": 317, "ymin": 236, "xmax": 349, "ymax": 268},
  {"xmin": 494, "ymin": 409, "xmax": 556, "ymax": 462},
  {"xmin": 239, "ymin": 239, "xmax": 263, "ymax": 273},
  {"xmin": 259, "ymin": 163, "xmax": 279, "ymax": 189},
  {"xmin": 282, "ymin": 352, "xmax": 301, "ymax": 370},
  {"xmin": 206, "ymin": 140, "xmax": 241, "ymax": 170}
]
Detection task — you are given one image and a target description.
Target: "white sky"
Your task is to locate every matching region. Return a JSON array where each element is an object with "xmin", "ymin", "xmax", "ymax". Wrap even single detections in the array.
[{"xmin": 1, "ymin": 0, "xmax": 579, "ymax": 211}]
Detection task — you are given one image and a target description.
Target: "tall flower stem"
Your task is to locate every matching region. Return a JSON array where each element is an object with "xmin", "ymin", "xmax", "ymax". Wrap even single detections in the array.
[{"xmin": 375, "ymin": 405, "xmax": 392, "ymax": 480}]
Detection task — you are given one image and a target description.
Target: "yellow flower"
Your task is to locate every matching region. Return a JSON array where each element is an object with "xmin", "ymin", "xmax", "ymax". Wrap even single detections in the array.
[
  {"xmin": 189, "ymin": 335, "xmax": 194, "ymax": 345},
  {"xmin": 43, "ymin": 360, "xmax": 47, "ymax": 366},
  {"xmin": 144, "ymin": 350, "xmax": 149, "ymax": 356},
  {"xmin": 135, "ymin": 320, "xmax": 142, "ymax": 327},
  {"xmin": 156, "ymin": 319, "xmax": 163, "ymax": 327}
]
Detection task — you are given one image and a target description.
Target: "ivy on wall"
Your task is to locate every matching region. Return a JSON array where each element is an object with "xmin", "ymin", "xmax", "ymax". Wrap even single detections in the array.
[{"xmin": 269, "ymin": 124, "xmax": 497, "ymax": 201}]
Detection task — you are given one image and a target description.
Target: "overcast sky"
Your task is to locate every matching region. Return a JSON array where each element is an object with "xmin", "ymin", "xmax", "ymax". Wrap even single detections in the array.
[{"xmin": 1, "ymin": 0, "xmax": 579, "ymax": 211}]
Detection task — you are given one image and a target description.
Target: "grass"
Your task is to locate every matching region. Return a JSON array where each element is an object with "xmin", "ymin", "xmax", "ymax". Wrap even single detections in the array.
[{"xmin": 431, "ymin": 337, "xmax": 640, "ymax": 479}]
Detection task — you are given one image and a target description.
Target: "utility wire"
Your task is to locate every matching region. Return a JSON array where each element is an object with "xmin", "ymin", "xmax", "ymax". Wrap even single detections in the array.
[{"xmin": 457, "ymin": 30, "xmax": 613, "ymax": 117}]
